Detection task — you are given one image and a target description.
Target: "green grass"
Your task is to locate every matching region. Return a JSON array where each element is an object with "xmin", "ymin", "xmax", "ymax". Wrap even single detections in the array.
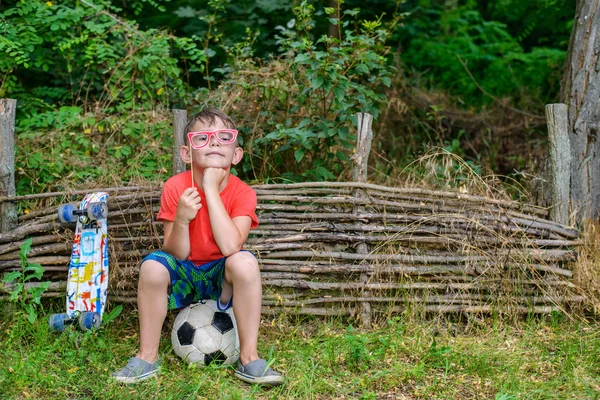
[{"xmin": 1, "ymin": 302, "xmax": 600, "ymax": 399}]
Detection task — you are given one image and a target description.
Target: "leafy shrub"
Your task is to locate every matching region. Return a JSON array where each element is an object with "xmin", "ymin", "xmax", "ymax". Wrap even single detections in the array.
[
  {"xmin": 1, "ymin": 1, "xmax": 205, "ymax": 114},
  {"xmin": 398, "ymin": 2, "xmax": 566, "ymax": 107},
  {"xmin": 0, "ymin": 1, "xmax": 205, "ymax": 193},
  {"xmin": 2, "ymin": 238, "xmax": 49, "ymax": 324},
  {"xmin": 198, "ymin": 1, "xmax": 401, "ymax": 181},
  {"xmin": 2, "ymin": 0, "xmax": 399, "ymax": 189},
  {"xmin": 15, "ymin": 107, "xmax": 173, "ymax": 194},
  {"xmin": 2, "ymin": 0, "xmax": 571, "ymax": 193}
]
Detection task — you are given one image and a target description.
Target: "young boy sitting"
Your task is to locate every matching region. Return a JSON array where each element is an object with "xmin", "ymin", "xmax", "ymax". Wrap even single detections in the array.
[{"xmin": 112, "ymin": 108, "xmax": 283, "ymax": 386}]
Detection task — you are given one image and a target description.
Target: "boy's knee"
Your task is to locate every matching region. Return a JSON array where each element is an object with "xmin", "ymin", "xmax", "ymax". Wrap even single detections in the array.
[
  {"xmin": 139, "ymin": 260, "xmax": 170, "ymax": 287},
  {"xmin": 225, "ymin": 252, "xmax": 259, "ymax": 279}
]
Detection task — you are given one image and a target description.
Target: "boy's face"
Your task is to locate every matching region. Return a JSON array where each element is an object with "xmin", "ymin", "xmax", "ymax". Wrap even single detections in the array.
[{"xmin": 180, "ymin": 119, "xmax": 243, "ymax": 171}]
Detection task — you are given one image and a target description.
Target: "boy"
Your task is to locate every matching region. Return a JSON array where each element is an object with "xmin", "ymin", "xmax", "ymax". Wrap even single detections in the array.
[{"xmin": 112, "ymin": 108, "xmax": 283, "ymax": 386}]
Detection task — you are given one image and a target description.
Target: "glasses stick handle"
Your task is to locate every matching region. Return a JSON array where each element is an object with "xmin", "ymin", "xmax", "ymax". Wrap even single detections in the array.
[{"xmin": 190, "ymin": 145, "xmax": 194, "ymax": 188}]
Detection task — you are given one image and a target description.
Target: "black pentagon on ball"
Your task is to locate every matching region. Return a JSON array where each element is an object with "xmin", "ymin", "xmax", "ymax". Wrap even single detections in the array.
[
  {"xmin": 211, "ymin": 311, "xmax": 234, "ymax": 334},
  {"xmin": 177, "ymin": 321, "xmax": 195, "ymax": 346},
  {"xmin": 204, "ymin": 350, "xmax": 228, "ymax": 365}
]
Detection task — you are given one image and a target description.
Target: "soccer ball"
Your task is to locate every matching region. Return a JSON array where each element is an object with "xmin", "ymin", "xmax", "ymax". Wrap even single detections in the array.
[{"xmin": 171, "ymin": 300, "xmax": 240, "ymax": 366}]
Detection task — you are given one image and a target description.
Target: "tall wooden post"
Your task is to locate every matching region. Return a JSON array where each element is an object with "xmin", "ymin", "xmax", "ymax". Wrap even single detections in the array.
[
  {"xmin": 351, "ymin": 112, "xmax": 373, "ymax": 326},
  {"xmin": 172, "ymin": 109, "xmax": 188, "ymax": 175},
  {"xmin": 545, "ymin": 104, "xmax": 571, "ymax": 226},
  {"xmin": 0, "ymin": 99, "xmax": 17, "ymax": 233}
]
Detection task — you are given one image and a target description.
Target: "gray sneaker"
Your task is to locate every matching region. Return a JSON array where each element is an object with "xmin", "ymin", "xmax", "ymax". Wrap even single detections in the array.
[
  {"xmin": 112, "ymin": 357, "xmax": 160, "ymax": 383},
  {"xmin": 235, "ymin": 359, "xmax": 283, "ymax": 386}
]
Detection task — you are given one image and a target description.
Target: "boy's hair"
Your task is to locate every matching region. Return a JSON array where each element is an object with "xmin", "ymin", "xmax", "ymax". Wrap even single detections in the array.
[{"xmin": 184, "ymin": 107, "xmax": 236, "ymax": 144}]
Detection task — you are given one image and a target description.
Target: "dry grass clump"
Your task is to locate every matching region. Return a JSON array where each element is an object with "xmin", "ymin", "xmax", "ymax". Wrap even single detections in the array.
[
  {"xmin": 571, "ymin": 221, "xmax": 600, "ymax": 313},
  {"xmin": 376, "ymin": 70, "xmax": 549, "ymax": 184}
]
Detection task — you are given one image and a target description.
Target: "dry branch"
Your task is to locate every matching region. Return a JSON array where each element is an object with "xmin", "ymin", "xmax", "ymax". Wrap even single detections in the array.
[
  {"xmin": 0, "ymin": 185, "xmax": 160, "ymax": 203},
  {"xmin": 252, "ymin": 182, "xmax": 548, "ymax": 216},
  {"xmin": 261, "ymin": 279, "xmax": 574, "ymax": 291},
  {"xmin": 260, "ymin": 250, "xmax": 576, "ymax": 263}
]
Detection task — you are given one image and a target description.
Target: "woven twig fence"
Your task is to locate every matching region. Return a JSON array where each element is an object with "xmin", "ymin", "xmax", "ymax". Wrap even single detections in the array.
[
  {"xmin": 0, "ymin": 109, "xmax": 585, "ymax": 319},
  {"xmin": 0, "ymin": 181, "xmax": 584, "ymax": 318}
]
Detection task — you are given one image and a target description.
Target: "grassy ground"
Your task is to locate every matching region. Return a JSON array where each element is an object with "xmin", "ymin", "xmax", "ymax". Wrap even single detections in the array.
[{"xmin": 1, "ymin": 301, "xmax": 599, "ymax": 400}]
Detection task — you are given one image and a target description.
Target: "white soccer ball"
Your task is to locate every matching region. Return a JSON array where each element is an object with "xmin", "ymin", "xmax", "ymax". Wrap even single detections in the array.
[{"xmin": 171, "ymin": 300, "xmax": 240, "ymax": 366}]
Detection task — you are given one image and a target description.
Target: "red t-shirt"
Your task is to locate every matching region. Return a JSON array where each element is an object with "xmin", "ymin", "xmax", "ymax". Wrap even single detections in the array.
[{"xmin": 157, "ymin": 171, "xmax": 259, "ymax": 264}]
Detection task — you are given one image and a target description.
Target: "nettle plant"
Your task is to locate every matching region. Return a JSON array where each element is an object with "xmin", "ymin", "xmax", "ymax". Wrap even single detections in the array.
[{"xmin": 1, "ymin": 1, "xmax": 204, "ymax": 193}]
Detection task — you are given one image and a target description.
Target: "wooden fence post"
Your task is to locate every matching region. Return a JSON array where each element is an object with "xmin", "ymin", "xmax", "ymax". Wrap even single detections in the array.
[
  {"xmin": 351, "ymin": 112, "xmax": 373, "ymax": 326},
  {"xmin": 0, "ymin": 99, "xmax": 17, "ymax": 233},
  {"xmin": 545, "ymin": 104, "xmax": 571, "ymax": 226},
  {"xmin": 172, "ymin": 109, "xmax": 188, "ymax": 175}
]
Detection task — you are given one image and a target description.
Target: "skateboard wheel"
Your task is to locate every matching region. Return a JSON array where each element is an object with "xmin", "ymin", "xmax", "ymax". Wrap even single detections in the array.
[
  {"xmin": 48, "ymin": 313, "xmax": 70, "ymax": 332},
  {"xmin": 79, "ymin": 312, "xmax": 101, "ymax": 330},
  {"xmin": 86, "ymin": 202, "xmax": 108, "ymax": 220},
  {"xmin": 57, "ymin": 204, "xmax": 77, "ymax": 223}
]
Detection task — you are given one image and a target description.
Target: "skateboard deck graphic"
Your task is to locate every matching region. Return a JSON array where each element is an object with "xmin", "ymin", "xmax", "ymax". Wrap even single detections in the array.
[
  {"xmin": 49, "ymin": 192, "xmax": 109, "ymax": 331},
  {"xmin": 66, "ymin": 192, "xmax": 109, "ymax": 318}
]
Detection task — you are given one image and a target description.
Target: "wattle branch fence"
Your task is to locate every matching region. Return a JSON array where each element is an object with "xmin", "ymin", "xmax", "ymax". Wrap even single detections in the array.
[{"xmin": 0, "ymin": 102, "xmax": 586, "ymax": 321}]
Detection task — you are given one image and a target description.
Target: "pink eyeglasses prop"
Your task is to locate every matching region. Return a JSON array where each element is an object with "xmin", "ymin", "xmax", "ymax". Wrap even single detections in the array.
[
  {"xmin": 187, "ymin": 129, "xmax": 238, "ymax": 149},
  {"xmin": 187, "ymin": 129, "xmax": 239, "ymax": 187}
]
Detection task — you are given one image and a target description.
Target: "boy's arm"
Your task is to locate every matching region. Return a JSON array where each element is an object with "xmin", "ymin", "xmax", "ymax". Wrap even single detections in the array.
[
  {"xmin": 163, "ymin": 187, "xmax": 202, "ymax": 260},
  {"xmin": 203, "ymin": 169, "xmax": 253, "ymax": 256}
]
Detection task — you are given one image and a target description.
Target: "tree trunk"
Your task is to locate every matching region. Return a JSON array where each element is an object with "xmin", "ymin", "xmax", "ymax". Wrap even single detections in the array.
[
  {"xmin": 326, "ymin": 0, "xmax": 341, "ymax": 40},
  {"xmin": 560, "ymin": 0, "xmax": 600, "ymax": 223}
]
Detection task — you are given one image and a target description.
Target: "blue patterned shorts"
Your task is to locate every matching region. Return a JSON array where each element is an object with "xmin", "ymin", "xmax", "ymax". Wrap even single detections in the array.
[{"xmin": 142, "ymin": 251, "xmax": 233, "ymax": 311}]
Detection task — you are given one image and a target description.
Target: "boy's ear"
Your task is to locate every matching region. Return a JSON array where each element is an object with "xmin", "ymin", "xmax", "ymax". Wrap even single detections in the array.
[
  {"xmin": 180, "ymin": 145, "xmax": 192, "ymax": 164},
  {"xmin": 231, "ymin": 147, "xmax": 243, "ymax": 166}
]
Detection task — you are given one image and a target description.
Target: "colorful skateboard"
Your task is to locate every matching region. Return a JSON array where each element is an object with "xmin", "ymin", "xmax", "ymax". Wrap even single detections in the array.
[{"xmin": 49, "ymin": 192, "xmax": 109, "ymax": 331}]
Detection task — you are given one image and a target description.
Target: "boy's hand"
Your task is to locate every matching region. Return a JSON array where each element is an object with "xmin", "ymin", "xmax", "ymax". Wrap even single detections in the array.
[
  {"xmin": 203, "ymin": 167, "xmax": 228, "ymax": 192},
  {"xmin": 175, "ymin": 187, "xmax": 202, "ymax": 224}
]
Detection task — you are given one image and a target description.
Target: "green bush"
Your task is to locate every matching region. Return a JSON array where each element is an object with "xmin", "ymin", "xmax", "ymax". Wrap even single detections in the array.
[
  {"xmin": 398, "ymin": 2, "xmax": 566, "ymax": 107},
  {"xmin": 15, "ymin": 107, "xmax": 173, "ymax": 193},
  {"xmin": 0, "ymin": 1, "xmax": 205, "ymax": 193},
  {"xmin": 1, "ymin": 0, "xmax": 572, "ymax": 192},
  {"xmin": 2, "ymin": 238, "xmax": 49, "ymax": 324},
  {"xmin": 198, "ymin": 1, "xmax": 400, "ymax": 181},
  {"xmin": 1, "ymin": 0, "xmax": 399, "ymax": 190}
]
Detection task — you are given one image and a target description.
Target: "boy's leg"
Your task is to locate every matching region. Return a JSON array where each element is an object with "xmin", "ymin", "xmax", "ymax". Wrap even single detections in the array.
[
  {"xmin": 112, "ymin": 257, "xmax": 170, "ymax": 383},
  {"xmin": 223, "ymin": 251, "xmax": 283, "ymax": 386},
  {"xmin": 137, "ymin": 259, "xmax": 170, "ymax": 362},
  {"xmin": 222, "ymin": 251, "xmax": 261, "ymax": 365}
]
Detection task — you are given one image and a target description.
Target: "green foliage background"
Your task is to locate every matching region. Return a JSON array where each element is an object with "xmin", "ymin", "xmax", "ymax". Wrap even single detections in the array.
[{"xmin": 0, "ymin": 0, "xmax": 575, "ymax": 194}]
